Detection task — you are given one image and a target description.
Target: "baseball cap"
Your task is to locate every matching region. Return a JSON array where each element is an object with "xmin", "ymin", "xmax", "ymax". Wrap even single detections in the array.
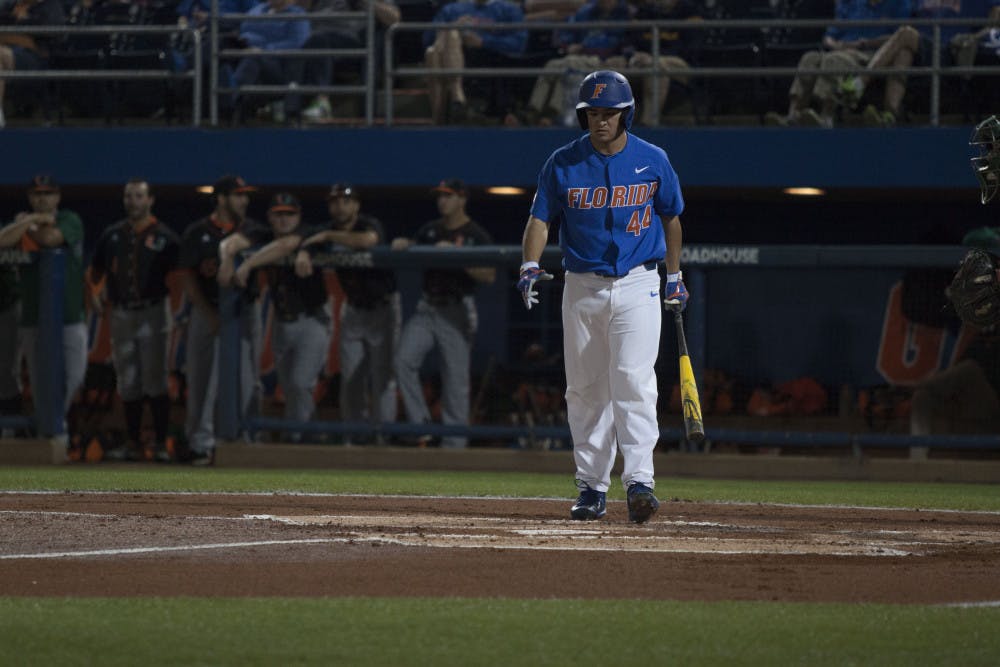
[
  {"xmin": 28, "ymin": 174, "xmax": 59, "ymax": 193},
  {"xmin": 268, "ymin": 192, "xmax": 301, "ymax": 213},
  {"xmin": 327, "ymin": 183, "xmax": 359, "ymax": 200},
  {"xmin": 431, "ymin": 178, "xmax": 466, "ymax": 196},
  {"xmin": 213, "ymin": 174, "xmax": 256, "ymax": 196}
]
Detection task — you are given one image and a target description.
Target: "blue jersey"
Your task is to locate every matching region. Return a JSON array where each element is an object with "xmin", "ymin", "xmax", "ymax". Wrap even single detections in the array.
[
  {"xmin": 530, "ymin": 133, "xmax": 684, "ymax": 276},
  {"xmin": 826, "ymin": 0, "xmax": 912, "ymax": 44},
  {"xmin": 423, "ymin": 0, "xmax": 527, "ymax": 56},
  {"xmin": 240, "ymin": 2, "xmax": 310, "ymax": 51}
]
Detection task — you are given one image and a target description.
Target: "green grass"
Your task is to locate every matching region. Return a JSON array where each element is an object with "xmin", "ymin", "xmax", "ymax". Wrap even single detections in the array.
[
  {"xmin": 1, "ymin": 466, "xmax": 999, "ymax": 511},
  {"xmin": 1, "ymin": 598, "xmax": 998, "ymax": 667},
  {"xmin": 3, "ymin": 466, "xmax": 1000, "ymax": 665}
]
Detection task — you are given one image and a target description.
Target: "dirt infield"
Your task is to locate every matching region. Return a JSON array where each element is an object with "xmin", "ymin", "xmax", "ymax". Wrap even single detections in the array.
[{"xmin": 2, "ymin": 492, "xmax": 1000, "ymax": 604}]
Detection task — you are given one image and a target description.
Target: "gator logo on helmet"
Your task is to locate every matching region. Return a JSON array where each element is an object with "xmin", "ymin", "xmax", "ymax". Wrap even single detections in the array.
[{"xmin": 591, "ymin": 83, "xmax": 607, "ymax": 99}]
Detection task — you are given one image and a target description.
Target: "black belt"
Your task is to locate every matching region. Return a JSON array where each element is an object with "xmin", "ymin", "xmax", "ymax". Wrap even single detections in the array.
[
  {"xmin": 119, "ymin": 297, "xmax": 163, "ymax": 311},
  {"xmin": 593, "ymin": 261, "xmax": 658, "ymax": 278}
]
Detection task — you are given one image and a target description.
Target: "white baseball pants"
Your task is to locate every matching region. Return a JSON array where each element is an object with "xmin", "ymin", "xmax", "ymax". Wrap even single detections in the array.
[
  {"xmin": 109, "ymin": 301, "xmax": 170, "ymax": 402},
  {"xmin": 562, "ymin": 266, "xmax": 662, "ymax": 492}
]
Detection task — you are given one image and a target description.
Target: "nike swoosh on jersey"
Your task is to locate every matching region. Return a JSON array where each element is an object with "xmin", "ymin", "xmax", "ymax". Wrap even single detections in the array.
[
  {"xmin": 635, "ymin": 166, "xmax": 650, "ymax": 174},
  {"xmin": 649, "ymin": 291, "xmax": 658, "ymax": 297}
]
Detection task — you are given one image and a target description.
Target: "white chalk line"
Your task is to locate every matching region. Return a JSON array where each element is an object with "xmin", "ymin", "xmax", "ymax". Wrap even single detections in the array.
[
  {"xmin": 0, "ymin": 538, "xmax": 338, "ymax": 560},
  {"xmin": 3, "ymin": 495, "xmax": 998, "ymax": 605},
  {"xmin": 1, "ymin": 509, "xmax": 123, "ymax": 519},
  {"xmin": 1, "ymin": 508, "xmax": 922, "ymax": 559},
  {"xmin": 1, "ymin": 501, "xmax": 996, "ymax": 561},
  {"xmin": 0, "ymin": 534, "xmax": 915, "ymax": 560},
  {"xmin": 1, "ymin": 528, "xmax": 995, "ymax": 605},
  {"xmin": 0, "ymin": 509, "xmax": 256, "ymax": 522}
]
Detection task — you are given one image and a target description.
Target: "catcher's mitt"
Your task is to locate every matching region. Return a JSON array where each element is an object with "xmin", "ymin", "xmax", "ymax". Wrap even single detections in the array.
[{"xmin": 947, "ymin": 248, "xmax": 1000, "ymax": 327}]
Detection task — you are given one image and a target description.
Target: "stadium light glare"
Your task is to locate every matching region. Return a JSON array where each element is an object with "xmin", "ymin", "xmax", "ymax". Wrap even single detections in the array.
[
  {"xmin": 487, "ymin": 186, "xmax": 526, "ymax": 196},
  {"xmin": 783, "ymin": 187, "xmax": 826, "ymax": 197}
]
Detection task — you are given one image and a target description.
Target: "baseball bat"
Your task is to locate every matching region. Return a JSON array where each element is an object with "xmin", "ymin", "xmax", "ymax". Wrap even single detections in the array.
[{"xmin": 672, "ymin": 309, "xmax": 705, "ymax": 444}]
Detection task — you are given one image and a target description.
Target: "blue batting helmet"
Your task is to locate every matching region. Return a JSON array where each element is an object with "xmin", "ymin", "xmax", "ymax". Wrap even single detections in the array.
[{"xmin": 575, "ymin": 70, "xmax": 635, "ymax": 131}]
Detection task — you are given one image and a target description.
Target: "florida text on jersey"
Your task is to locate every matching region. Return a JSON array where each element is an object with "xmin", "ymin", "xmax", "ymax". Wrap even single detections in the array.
[{"xmin": 531, "ymin": 133, "xmax": 684, "ymax": 277}]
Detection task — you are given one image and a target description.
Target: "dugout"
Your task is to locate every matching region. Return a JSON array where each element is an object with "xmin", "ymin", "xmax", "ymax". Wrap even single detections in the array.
[{"xmin": 1, "ymin": 124, "xmax": 998, "ymax": 465}]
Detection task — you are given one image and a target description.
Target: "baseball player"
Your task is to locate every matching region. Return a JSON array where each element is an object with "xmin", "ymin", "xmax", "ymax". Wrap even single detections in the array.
[
  {"xmin": 945, "ymin": 115, "xmax": 1000, "ymax": 326},
  {"xmin": 88, "ymin": 179, "xmax": 180, "ymax": 462},
  {"xmin": 391, "ymin": 179, "xmax": 495, "ymax": 448},
  {"xmin": 297, "ymin": 183, "xmax": 400, "ymax": 444},
  {"xmin": 177, "ymin": 175, "xmax": 267, "ymax": 465},
  {"xmin": 226, "ymin": 192, "xmax": 332, "ymax": 442},
  {"xmin": 912, "ymin": 115, "xmax": 1000, "ymax": 436},
  {"xmin": 517, "ymin": 70, "xmax": 687, "ymax": 523},
  {"xmin": 0, "ymin": 175, "xmax": 88, "ymax": 441}
]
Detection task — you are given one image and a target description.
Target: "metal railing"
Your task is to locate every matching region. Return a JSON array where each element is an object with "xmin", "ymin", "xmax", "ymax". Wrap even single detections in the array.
[
  {"xmin": 0, "ymin": 24, "xmax": 202, "ymax": 125},
  {"xmin": 220, "ymin": 244, "xmax": 997, "ymax": 453},
  {"xmin": 4, "ymin": 245, "xmax": 999, "ymax": 453},
  {"xmin": 2, "ymin": 15, "xmax": 999, "ymax": 127},
  {"xmin": 382, "ymin": 16, "xmax": 1000, "ymax": 127},
  {"xmin": 206, "ymin": 6, "xmax": 378, "ymax": 126}
]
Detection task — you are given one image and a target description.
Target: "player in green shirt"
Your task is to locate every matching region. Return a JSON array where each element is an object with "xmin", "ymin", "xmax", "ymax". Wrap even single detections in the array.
[{"xmin": 0, "ymin": 175, "xmax": 88, "ymax": 436}]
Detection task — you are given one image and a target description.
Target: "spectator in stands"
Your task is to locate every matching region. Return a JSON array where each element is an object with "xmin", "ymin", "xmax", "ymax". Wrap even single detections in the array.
[
  {"xmin": 914, "ymin": 1, "xmax": 1000, "ymax": 64},
  {"xmin": 518, "ymin": 0, "xmax": 634, "ymax": 127},
  {"xmin": 896, "ymin": 1, "xmax": 1000, "ymax": 124},
  {"xmin": 835, "ymin": 3, "xmax": 1000, "ymax": 126},
  {"xmin": 950, "ymin": 3, "xmax": 1000, "ymax": 62},
  {"xmin": 625, "ymin": 0, "xmax": 701, "ymax": 126},
  {"xmin": 521, "ymin": 0, "xmax": 584, "ymax": 21},
  {"xmin": 423, "ymin": 0, "xmax": 527, "ymax": 124},
  {"xmin": 298, "ymin": 0, "xmax": 401, "ymax": 122},
  {"xmin": 391, "ymin": 179, "xmax": 495, "ymax": 447},
  {"xmin": 173, "ymin": 0, "xmax": 257, "ymax": 68},
  {"xmin": 0, "ymin": 0, "xmax": 66, "ymax": 128},
  {"xmin": 176, "ymin": 0, "xmax": 257, "ymax": 33},
  {"xmin": 764, "ymin": 0, "xmax": 915, "ymax": 129},
  {"xmin": 230, "ymin": 0, "xmax": 310, "ymax": 123}
]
